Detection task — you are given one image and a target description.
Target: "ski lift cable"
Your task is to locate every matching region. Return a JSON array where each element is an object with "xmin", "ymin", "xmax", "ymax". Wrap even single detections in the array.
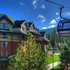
[{"xmin": 46, "ymin": 0, "xmax": 70, "ymax": 9}]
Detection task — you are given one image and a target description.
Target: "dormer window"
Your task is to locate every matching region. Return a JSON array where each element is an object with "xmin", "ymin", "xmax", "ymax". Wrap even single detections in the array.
[
  {"xmin": 30, "ymin": 26, "xmax": 34, "ymax": 31},
  {"xmin": 1, "ymin": 23, "xmax": 8, "ymax": 29},
  {"xmin": 22, "ymin": 27, "xmax": 27, "ymax": 33}
]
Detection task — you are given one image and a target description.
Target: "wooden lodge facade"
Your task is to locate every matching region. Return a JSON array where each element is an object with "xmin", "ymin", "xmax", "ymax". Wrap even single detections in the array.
[{"xmin": 0, "ymin": 14, "xmax": 49, "ymax": 63}]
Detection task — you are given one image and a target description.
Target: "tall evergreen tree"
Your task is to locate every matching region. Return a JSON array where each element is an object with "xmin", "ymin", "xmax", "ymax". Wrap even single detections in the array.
[
  {"xmin": 60, "ymin": 42, "xmax": 70, "ymax": 69},
  {"xmin": 8, "ymin": 32, "xmax": 47, "ymax": 70}
]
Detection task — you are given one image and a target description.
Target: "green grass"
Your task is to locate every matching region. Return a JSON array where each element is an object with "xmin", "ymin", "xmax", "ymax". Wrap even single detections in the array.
[
  {"xmin": 51, "ymin": 65, "xmax": 60, "ymax": 70},
  {"xmin": 45, "ymin": 54, "xmax": 60, "ymax": 65}
]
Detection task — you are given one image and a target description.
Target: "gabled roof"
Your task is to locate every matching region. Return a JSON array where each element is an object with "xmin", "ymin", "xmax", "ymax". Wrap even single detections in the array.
[
  {"xmin": 28, "ymin": 22, "xmax": 36, "ymax": 30},
  {"xmin": 28, "ymin": 22, "xmax": 39, "ymax": 30},
  {"xmin": 40, "ymin": 31, "xmax": 49, "ymax": 42},
  {"xmin": 40, "ymin": 31, "xmax": 46, "ymax": 36},
  {"xmin": 0, "ymin": 14, "xmax": 16, "ymax": 24},
  {"xmin": 14, "ymin": 20, "xmax": 26, "ymax": 28},
  {"xmin": 28, "ymin": 22, "xmax": 33, "ymax": 27},
  {"xmin": 35, "ymin": 28, "xmax": 39, "ymax": 31}
]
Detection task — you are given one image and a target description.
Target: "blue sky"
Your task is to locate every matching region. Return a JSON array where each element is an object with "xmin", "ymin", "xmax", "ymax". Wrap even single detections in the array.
[{"xmin": 0, "ymin": 0, "xmax": 70, "ymax": 30}]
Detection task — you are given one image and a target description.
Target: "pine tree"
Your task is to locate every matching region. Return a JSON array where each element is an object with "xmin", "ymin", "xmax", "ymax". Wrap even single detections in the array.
[
  {"xmin": 8, "ymin": 32, "xmax": 47, "ymax": 70},
  {"xmin": 60, "ymin": 42, "xmax": 70, "ymax": 69}
]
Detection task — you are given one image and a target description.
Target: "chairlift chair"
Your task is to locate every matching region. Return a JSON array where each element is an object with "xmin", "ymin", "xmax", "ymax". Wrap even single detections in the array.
[
  {"xmin": 57, "ymin": 7, "xmax": 70, "ymax": 37},
  {"xmin": 57, "ymin": 19, "xmax": 70, "ymax": 37},
  {"xmin": 46, "ymin": 0, "xmax": 70, "ymax": 37}
]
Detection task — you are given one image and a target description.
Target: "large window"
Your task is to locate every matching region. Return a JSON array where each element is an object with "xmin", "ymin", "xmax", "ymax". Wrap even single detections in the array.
[
  {"xmin": 5, "ymin": 51, "xmax": 8, "ymax": 56},
  {"xmin": 1, "ymin": 23, "xmax": 8, "ymax": 29},
  {"xmin": 1, "ymin": 51, "xmax": 8, "ymax": 56},
  {"xmin": 1, "ymin": 42, "xmax": 3, "ymax": 47},
  {"xmin": 5, "ymin": 42, "xmax": 8, "ymax": 47},
  {"xmin": 1, "ymin": 42, "xmax": 8, "ymax": 47},
  {"xmin": 22, "ymin": 27, "xmax": 27, "ymax": 33},
  {"xmin": 4, "ymin": 51, "xmax": 8, "ymax": 56},
  {"xmin": 1, "ymin": 34, "xmax": 7, "ymax": 38},
  {"xmin": 1, "ymin": 51, "xmax": 3, "ymax": 56}
]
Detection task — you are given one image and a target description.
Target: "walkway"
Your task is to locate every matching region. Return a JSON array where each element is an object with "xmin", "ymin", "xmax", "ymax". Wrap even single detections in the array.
[{"xmin": 47, "ymin": 61, "xmax": 61, "ymax": 70}]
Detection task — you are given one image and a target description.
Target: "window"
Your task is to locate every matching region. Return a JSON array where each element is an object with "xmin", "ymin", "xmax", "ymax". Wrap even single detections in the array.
[
  {"xmin": 1, "ymin": 51, "xmax": 3, "ymax": 56},
  {"xmin": 1, "ymin": 42, "xmax": 8, "ymax": 47},
  {"xmin": 5, "ymin": 24, "xmax": 8, "ymax": 29},
  {"xmin": 1, "ymin": 42, "xmax": 3, "ymax": 47},
  {"xmin": 22, "ymin": 27, "xmax": 27, "ymax": 33},
  {"xmin": 1, "ymin": 51, "xmax": 8, "ymax": 56},
  {"xmin": 5, "ymin": 51, "xmax": 8, "ymax": 56},
  {"xmin": 1, "ymin": 23, "xmax": 3, "ymax": 29},
  {"xmin": 22, "ymin": 27, "xmax": 24, "ymax": 31},
  {"xmin": 1, "ymin": 34, "xmax": 7, "ymax": 38},
  {"xmin": 1, "ymin": 23, "xmax": 8, "ymax": 29},
  {"xmin": 5, "ymin": 42, "xmax": 8, "ymax": 47}
]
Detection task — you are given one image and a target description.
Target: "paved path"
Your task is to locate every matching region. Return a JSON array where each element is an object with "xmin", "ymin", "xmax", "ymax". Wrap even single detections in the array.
[{"xmin": 47, "ymin": 61, "xmax": 61, "ymax": 70}]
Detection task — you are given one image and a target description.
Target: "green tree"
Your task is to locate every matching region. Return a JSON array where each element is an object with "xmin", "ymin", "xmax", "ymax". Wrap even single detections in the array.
[
  {"xmin": 60, "ymin": 42, "xmax": 70, "ymax": 69},
  {"xmin": 8, "ymin": 32, "xmax": 47, "ymax": 70}
]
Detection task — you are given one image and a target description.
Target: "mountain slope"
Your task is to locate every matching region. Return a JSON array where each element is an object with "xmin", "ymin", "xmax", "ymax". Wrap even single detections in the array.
[{"xmin": 40, "ymin": 27, "xmax": 57, "ymax": 34}]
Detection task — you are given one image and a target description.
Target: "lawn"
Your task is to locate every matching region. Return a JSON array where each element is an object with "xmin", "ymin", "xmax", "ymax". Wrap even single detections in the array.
[
  {"xmin": 51, "ymin": 65, "xmax": 60, "ymax": 70},
  {"xmin": 45, "ymin": 54, "xmax": 60, "ymax": 65}
]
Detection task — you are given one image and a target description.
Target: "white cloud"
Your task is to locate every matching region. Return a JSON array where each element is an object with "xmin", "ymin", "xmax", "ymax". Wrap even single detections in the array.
[
  {"xmin": 56, "ymin": 17, "xmax": 60, "ymax": 20},
  {"xmin": 33, "ymin": 0, "xmax": 39, "ymax": 8},
  {"xmin": 20, "ymin": 2, "xmax": 24, "ymax": 6},
  {"xmin": 50, "ymin": 19, "xmax": 56, "ymax": 24},
  {"xmin": 63, "ymin": 12, "xmax": 70, "ymax": 16},
  {"xmin": 42, "ymin": 19, "xmax": 46, "ymax": 23},
  {"xmin": 41, "ymin": 5, "xmax": 45, "ymax": 9},
  {"xmin": 37, "ymin": 15, "xmax": 46, "ymax": 23},
  {"xmin": 56, "ymin": 12, "xmax": 59, "ymax": 15},
  {"xmin": 42, "ymin": 27, "xmax": 47, "ymax": 29},
  {"xmin": 48, "ymin": 25, "xmax": 55, "ymax": 28}
]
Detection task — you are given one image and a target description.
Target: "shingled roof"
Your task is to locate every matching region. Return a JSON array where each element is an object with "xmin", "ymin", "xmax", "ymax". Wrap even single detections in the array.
[
  {"xmin": 40, "ymin": 32, "xmax": 46, "ymax": 36},
  {"xmin": 14, "ymin": 20, "xmax": 26, "ymax": 28},
  {"xmin": 0, "ymin": 14, "xmax": 16, "ymax": 23},
  {"xmin": 28, "ymin": 22, "xmax": 33, "ymax": 27}
]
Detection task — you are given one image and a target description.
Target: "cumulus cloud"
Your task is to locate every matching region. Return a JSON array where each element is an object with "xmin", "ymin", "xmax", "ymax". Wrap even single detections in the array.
[
  {"xmin": 20, "ymin": 2, "xmax": 24, "ymax": 6},
  {"xmin": 33, "ymin": 0, "xmax": 39, "ymax": 8},
  {"xmin": 48, "ymin": 25, "xmax": 55, "ymax": 28},
  {"xmin": 50, "ymin": 19, "xmax": 56, "ymax": 24},
  {"xmin": 42, "ymin": 27, "xmax": 47, "ymax": 29},
  {"xmin": 37, "ymin": 15, "xmax": 46, "ymax": 23},
  {"xmin": 56, "ymin": 12, "xmax": 59, "ymax": 15},
  {"xmin": 41, "ymin": 5, "xmax": 45, "ymax": 9}
]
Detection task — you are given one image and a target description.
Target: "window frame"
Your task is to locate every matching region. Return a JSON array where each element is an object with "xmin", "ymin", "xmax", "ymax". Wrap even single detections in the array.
[
  {"xmin": 5, "ymin": 51, "xmax": 8, "ymax": 56},
  {"xmin": 1, "ymin": 41, "xmax": 8, "ymax": 47},
  {"xmin": 1, "ymin": 51, "xmax": 3, "ymax": 56},
  {"xmin": 1, "ymin": 34, "xmax": 7, "ymax": 38},
  {"xmin": 5, "ymin": 42, "xmax": 8, "ymax": 47},
  {"xmin": 1, "ymin": 23, "xmax": 8, "ymax": 29},
  {"xmin": 1, "ymin": 42, "xmax": 3, "ymax": 47}
]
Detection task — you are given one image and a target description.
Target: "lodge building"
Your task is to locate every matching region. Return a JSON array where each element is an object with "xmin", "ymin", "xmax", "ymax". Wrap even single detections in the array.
[{"xmin": 0, "ymin": 14, "xmax": 49, "ymax": 69}]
